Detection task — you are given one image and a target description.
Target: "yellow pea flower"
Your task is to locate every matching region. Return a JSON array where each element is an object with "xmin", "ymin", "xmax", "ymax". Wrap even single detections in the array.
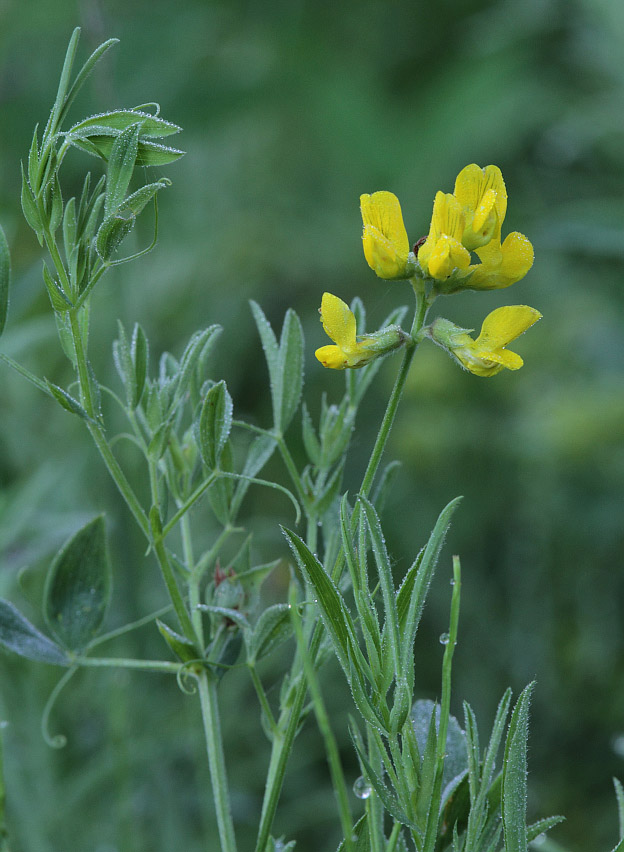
[
  {"xmin": 426, "ymin": 305, "xmax": 542, "ymax": 377},
  {"xmin": 417, "ymin": 192, "xmax": 472, "ymax": 282},
  {"xmin": 417, "ymin": 164, "xmax": 534, "ymax": 293},
  {"xmin": 464, "ymin": 231, "xmax": 534, "ymax": 291},
  {"xmin": 453, "ymin": 164, "xmax": 507, "ymax": 251},
  {"xmin": 360, "ymin": 191, "xmax": 411, "ymax": 280},
  {"xmin": 315, "ymin": 292, "xmax": 406, "ymax": 370}
]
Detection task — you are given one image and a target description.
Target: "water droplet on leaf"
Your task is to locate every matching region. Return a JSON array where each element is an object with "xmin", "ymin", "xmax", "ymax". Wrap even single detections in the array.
[
  {"xmin": 439, "ymin": 632, "xmax": 450, "ymax": 645},
  {"xmin": 353, "ymin": 775, "xmax": 372, "ymax": 799}
]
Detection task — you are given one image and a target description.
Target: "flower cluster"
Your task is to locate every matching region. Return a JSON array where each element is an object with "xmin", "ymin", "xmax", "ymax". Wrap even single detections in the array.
[{"xmin": 316, "ymin": 164, "xmax": 541, "ymax": 378}]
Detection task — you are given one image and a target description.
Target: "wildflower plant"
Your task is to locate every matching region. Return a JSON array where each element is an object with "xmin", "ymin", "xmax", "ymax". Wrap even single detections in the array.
[{"xmin": 0, "ymin": 29, "xmax": 620, "ymax": 852}]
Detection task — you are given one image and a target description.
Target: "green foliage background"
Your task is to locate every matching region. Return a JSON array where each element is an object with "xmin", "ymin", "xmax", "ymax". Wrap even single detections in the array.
[{"xmin": 0, "ymin": 0, "xmax": 623, "ymax": 849}]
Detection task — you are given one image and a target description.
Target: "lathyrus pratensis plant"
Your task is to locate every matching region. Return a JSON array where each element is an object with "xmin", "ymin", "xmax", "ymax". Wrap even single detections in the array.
[{"xmin": 0, "ymin": 29, "xmax": 619, "ymax": 852}]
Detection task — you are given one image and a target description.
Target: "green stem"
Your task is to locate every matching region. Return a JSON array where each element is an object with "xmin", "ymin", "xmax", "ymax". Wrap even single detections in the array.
[
  {"xmin": 150, "ymin": 513, "xmax": 196, "ymax": 640},
  {"xmin": 74, "ymin": 656, "xmax": 181, "ymax": 673},
  {"xmin": 197, "ymin": 670, "xmax": 238, "ymax": 852},
  {"xmin": 422, "ymin": 556, "xmax": 461, "ymax": 852},
  {"xmin": 248, "ymin": 664, "xmax": 278, "ymax": 735},
  {"xmin": 162, "ymin": 471, "xmax": 218, "ymax": 538},
  {"xmin": 290, "ymin": 589, "xmax": 354, "ymax": 852},
  {"xmin": 66, "ymin": 307, "xmax": 150, "ymax": 538},
  {"xmin": 366, "ymin": 726, "xmax": 385, "ymax": 852},
  {"xmin": 254, "ymin": 283, "xmax": 430, "ymax": 852},
  {"xmin": 359, "ymin": 284, "xmax": 428, "ymax": 500}
]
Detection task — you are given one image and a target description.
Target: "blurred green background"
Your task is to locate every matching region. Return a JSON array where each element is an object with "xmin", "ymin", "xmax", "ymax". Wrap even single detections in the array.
[{"xmin": 1, "ymin": 0, "xmax": 623, "ymax": 849}]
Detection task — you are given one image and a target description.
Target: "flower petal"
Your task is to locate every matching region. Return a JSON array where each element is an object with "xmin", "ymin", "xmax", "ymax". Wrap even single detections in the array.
[
  {"xmin": 476, "ymin": 305, "xmax": 541, "ymax": 350},
  {"xmin": 360, "ymin": 191, "xmax": 410, "ymax": 279},
  {"xmin": 315, "ymin": 345, "xmax": 348, "ymax": 370},
  {"xmin": 454, "ymin": 164, "xmax": 507, "ymax": 232},
  {"xmin": 468, "ymin": 232, "xmax": 534, "ymax": 290},
  {"xmin": 320, "ymin": 292, "xmax": 357, "ymax": 350}
]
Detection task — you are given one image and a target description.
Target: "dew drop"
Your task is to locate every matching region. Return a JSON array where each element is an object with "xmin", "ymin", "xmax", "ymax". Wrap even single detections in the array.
[
  {"xmin": 449, "ymin": 579, "xmax": 455, "ymax": 586},
  {"xmin": 439, "ymin": 632, "xmax": 450, "ymax": 645},
  {"xmin": 353, "ymin": 775, "xmax": 372, "ymax": 799},
  {"xmin": 612, "ymin": 734, "xmax": 624, "ymax": 757}
]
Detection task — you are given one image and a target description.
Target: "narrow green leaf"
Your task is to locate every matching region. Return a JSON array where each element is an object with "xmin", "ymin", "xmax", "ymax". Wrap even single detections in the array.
[
  {"xmin": 249, "ymin": 603, "xmax": 295, "ymax": 662},
  {"xmin": 463, "ymin": 701, "xmax": 480, "ymax": 802},
  {"xmin": 59, "ymin": 38, "xmax": 120, "ymax": 127},
  {"xmin": 45, "ymin": 379, "xmax": 93, "ymax": 420},
  {"xmin": 105, "ymin": 123, "xmax": 140, "ymax": 217},
  {"xmin": 69, "ymin": 109, "xmax": 180, "ymax": 138},
  {"xmin": 173, "ymin": 325, "xmax": 221, "ymax": 409},
  {"xmin": 20, "ymin": 163, "xmax": 43, "ymax": 239},
  {"xmin": 156, "ymin": 619, "xmax": 199, "ymax": 663},
  {"xmin": 198, "ymin": 380, "xmax": 233, "ymax": 469},
  {"xmin": 276, "ymin": 308, "xmax": 304, "ymax": 433},
  {"xmin": 301, "ymin": 402, "xmax": 321, "ymax": 465},
  {"xmin": 0, "ymin": 225, "xmax": 10, "ymax": 337},
  {"xmin": 28, "ymin": 124, "xmax": 40, "ymax": 188},
  {"xmin": 360, "ymin": 496, "xmax": 401, "ymax": 676},
  {"xmin": 131, "ymin": 323, "xmax": 149, "ymax": 407},
  {"xmin": 95, "ymin": 209, "xmax": 135, "ymax": 261},
  {"xmin": 42, "ymin": 262, "xmax": 72, "ymax": 312},
  {"xmin": 482, "ymin": 688, "xmax": 512, "ymax": 791},
  {"xmin": 397, "ymin": 496, "xmax": 462, "ymax": 674},
  {"xmin": 250, "ymin": 300, "xmax": 280, "ymax": 422},
  {"xmin": 44, "ymin": 27, "xmax": 80, "ymax": 141},
  {"xmin": 62, "ymin": 195, "xmax": 77, "ymax": 266},
  {"xmin": 47, "ymin": 171, "xmax": 63, "ymax": 233},
  {"xmin": 0, "ymin": 600, "xmax": 68, "ymax": 665},
  {"xmin": 112, "ymin": 321, "xmax": 135, "ymax": 407},
  {"xmin": 281, "ymin": 527, "xmax": 352, "ymax": 673},
  {"xmin": 44, "ymin": 516, "xmax": 111, "ymax": 651},
  {"xmin": 70, "ymin": 135, "xmax": 185, "ymax": 166},
  {"xmin": 350, "ymin": 725, "xmax": 415, "ymax": 829},
  {"xmin": 502, "ymin": 682, "xmax": 535, "ymax": 852},
  {"xmin": 527, "ymin": 815, "xmax": 565, "ymax": 842},
  {"xmin": 335, "ymin": 813, "xmax": 369, "ymax": 852}
]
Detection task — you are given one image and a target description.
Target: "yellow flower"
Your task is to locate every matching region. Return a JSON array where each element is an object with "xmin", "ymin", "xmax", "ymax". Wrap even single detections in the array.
[
  {"xmin": 427, "ymin": 305, "xmax": 542, "ymax": 377},
  {"xmin": 417, "ymin": 192, "xmax": 472, "ymax": 282},
  {"xmin": 464, "ymin": 231, "xmax": 534, "ymax": 291},
  {"xmin": 417, "ymin": 164, "xmax": 534, "ymax": 293},
  {"xmin": 315, "ymin": 292, "xmax": 406, "ymax": 370},
  {"xmin": 360, "ymin": 191, "xmax": 411, "ymax": 280},
  {"xmin": 453, "ymin": 164, "xmax": 507, "ymax": 251}
]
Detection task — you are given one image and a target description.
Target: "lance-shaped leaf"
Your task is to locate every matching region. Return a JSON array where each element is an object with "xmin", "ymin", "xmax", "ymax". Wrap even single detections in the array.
[
  {"xmin": 71, "ymin": 134, "xmax": 185, "ymax": 166},
  {"xmin": 0, "ymin": 600, "xmax": 68, "ymax": 665},
  {"xmin": 396, "ymin": 496, "xmax": 462, "ymax": 676},
  {"xmin": 69, "ymin": 109, "xmax": 181, "ymax": 139},
  {"xmin": 0, "ymin": 225, "xmax": 10, "ymax": 337},
  {"xmin": 248, "ymin": 603, "xmax": 294, "ymax": 663},
  {"xmin": 198, "ymin": 380, "xmax": 233, "ymax": 470},
  {"xmin": 156, "ymin": 619, "xmax": 200, "ymax": 664},
  {"xmin": 104, "ymin": 122, "xmax": 140, "ymax": 217},
  {"xmin": 360, "ymin": 496, "xmax": 401, "ymax": 679},
  {"xmin": 335, "ymin": 813, "xmax": 369, "ymax": 852},
  {"xmin": 350, "ymin": 722, "xmax": 417, "ymax": 830},
  {"xmin": 44, "ymin": 516, "xmax": 111, "ymax": 651},
  {"xmin": 502, "ymin": 682, "xmax": 535, "ymax": 852},
  {"xmin": 282, "ymin": 527, "xmax": 352, "ymax": 671},
  {"xmin": 250, "ymin": 302, "xmax": 304, "ymax": 435}
]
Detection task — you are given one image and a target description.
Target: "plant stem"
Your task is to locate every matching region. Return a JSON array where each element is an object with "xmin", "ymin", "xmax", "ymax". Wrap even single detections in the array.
[
  {"xmin": 74, "ymin": 656, "xmax": 181, "ymax": 673},
  {"xmin": 197, "ymin": 670, "xmax": 238, "ymax": 852},
  {"xmin": 255, "ymin": 283, "xmax": 430, "ymax": 852},
  {"xmin": 290, "ymin": 589, "xmax": 354, "ymax": 852},
  {"xmin": 422, "ymin": 556, "xmax": 461, "ymax": 852},
  {"xmin": 360, "ymin": 283, "xmax": 428, "ymax": 500}
]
